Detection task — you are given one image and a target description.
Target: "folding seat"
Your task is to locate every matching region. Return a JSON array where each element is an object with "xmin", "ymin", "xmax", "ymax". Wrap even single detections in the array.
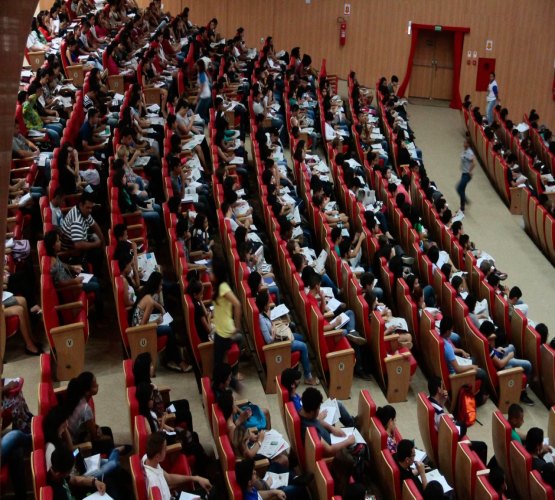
[
  {"xmin": 304, "ymin": 426, "xmax": 328, "ymax": 478},
  {"xmin": 224, "ymin": 471, "xmax": 243, "ymax": 500},
  {"xmin": 40, "ymin": 487, "xmax": 53, "ymax": 499},
  {"xmin": 369, "ymin": 308, "xmax": 416, "ymax": 402},
  {"xmin": 369, "ymin": 413, "xmax": 403, "ymax": 471},
  {"xmin": 511, "ymin": 308, "xmax": 528, "ymax": 357},
  {"xmin": 541, "ymin": 344, "xmax": 555, "ymax": 407},
  {"xmin": 530, "ymin": 469, "xmax": 554, "ymax": 500},
  {"xmin": 455, "ymin": 441, "xmax": 486, "ymax": 499},
  {"xmin": 130, "ymin": 454, "xmax": 149, "ymax": 500},
  {"xmin": 528, "ymin": 195, "xmax": 539, "ymax": 242},
  {"xmin": 114, "ymin": 275, "xmax": 163, "ymax": 369},
  {"xmin": 417, "ymin": 252, "xmax": 433, "ymax": 287},
  {"xmin": 545, "ymin": 214, "xmax": 555, "ymax": 264},
  {"xmin": 40, "ymin": 271, "xmax": 87, "ymax": 381},
  {"xmin": 437, "ymin": 414, "xmax": 459, "ymax": 487},
  {"xmin": 492, "ymin": 410, "xmax": 514, "ymax": 490},
  {"xmin": 309, "ymin": 459, "xmax": 335, "ymax": 500},
  {"xmin": 475, "ymin": 475, "xmax": 504, "ymax": 500},
  {"xmin": 246, "ymin": 297, "xmax": 300, "ymax": 393},
  {"xmin": 59, "ymin": 39, "xmax": 85, "ymax": 87},
  {"xmin": 402, "ymin": 479, "xmax": 424, "ymax": 500},
  {"xmin": 536, "ymin": 205, "xmax": 549, "ymax": 254},
  {"xmin": 493, "ymin": 293, "xmax": 511, "ymax": 342},
  {"xmin": 419, "ymin": 311, "xmax": 476, "ymax": 410},
  {"xmin": 416, "ymin": 392, "xmax": 439, "ymax": 466},
  {"xmin": 396, "ymin": 283, "xmax": 420, "ymax": 348},
  {"xmin": 509, "ymin": 440, "xmax": 532, "ymax": 500},
  {"xmin": 31, "ymin": 449, "xmax": 47, "ymax": 500},
  {"xmin": 440, "ymin": 280, "xmax": 456, "ymax": 321},
  {"xmin": 308, "ymin": 304, "xmax": 355, "ymax": 399},
  {"xmin": 465, "ymin": 317, "xmax": 524, "ymax": 412},
  {"xmin": 376, "ymin": 448, "xmax": 402, "ymax": 500},
  {"xmin": 284, "ymin": 401, "xmax": 306, "ymax": 470},
  {"xmin": 451, "ymin": 238, "xmax": 465, "ymax": 271},
  {"xmin": 182, "ymin": 294, "xmax": 219, "ymax": 377},
  {"xmin": 377, "ymin": 257, "xmax": 394, "ymax": 306}
]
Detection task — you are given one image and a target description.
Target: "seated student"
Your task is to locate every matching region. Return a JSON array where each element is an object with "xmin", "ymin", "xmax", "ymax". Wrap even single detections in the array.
[
  {"xmin": 186, "ymin": 279, "xmax": 214, "ymax": 342},
  {"xmin": 438, "ymin": 317, "xmax": 489, "ymax": 405},
  {"xmin": 395, "ymin": 439, "xmax": 428, "ymax": 494},
  {"xmin": 526, "ymin": 427, "xmax": 555, "ymax": 488},
  {"xmin": 376, "ymin": 405, "xmax": 399, "ymax": 454},
  {"xmin": 483, "ymin": 322, "xmax": 534, "ymax": 406},
  {"xmin": 256, "ymin": 291, "xmax": 318, "ymax": 386},
  {"xmin": 281, "ymin": 368, "xmax": 356, "ymax": 427},
  {"xmin": 0, "ymin": 427, "xmax": 31, "ymax": 500},
  {"xmin": 359, "ymin": 271, "xmax": 384, "ymax": 301},
  {"xmin": 488, "ymin": 467, "xmax": 508, "ymax": 497},
  {"xmin": 508, "ymin": 403, "xmax": 526, "ymax": 443},
  {"xmin": 79, "ymin": 108, "xmax": 107, "ymax": 154},
  {"xmin": 142, "ymin": 431, "xmax": 212, "ymax": 500},
  {"xmin": 47, "ymin": 447, "xmax": 107, "ymax": 499},
  {"xmin": 427, "ymin": 376, "xmax": 488, "ymax": 464},
  {"xmin": 235, "ymin": 458, "xmax": 289, "ymax": 500}
]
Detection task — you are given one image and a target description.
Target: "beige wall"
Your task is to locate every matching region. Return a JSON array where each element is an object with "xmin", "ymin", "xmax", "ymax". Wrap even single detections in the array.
[{"xmin": 127, "ymin": 0, "xmax": 555, "ymax": 122}]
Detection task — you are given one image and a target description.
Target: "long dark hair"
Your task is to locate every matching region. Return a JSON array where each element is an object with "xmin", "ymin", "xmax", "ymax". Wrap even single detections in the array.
[
  {"xmin": 136, "ymin": 382, "xmax": 157, "ymax": 432},
  {"xmin": 43, "ymin": 405, "xmax": 69, "ymax": 447},
  {"xmin": 135, "ymin": 271, "xmax": 163, "ymax": 305},
  {"xmin": 133, "ymin": 352, "xmax": 153, "ymax": 386}
]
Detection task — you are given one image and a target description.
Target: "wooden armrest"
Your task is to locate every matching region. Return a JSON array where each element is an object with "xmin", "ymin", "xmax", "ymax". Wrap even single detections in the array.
[
  {"xmin": 498, "ymin": 367, "xmax": 524, "ymax": 377},
  {"xmin": 254, "ymin": 458, "xmax": 270, "ymax": 470},
  {"xmin": 166, "ymin": 442, "xmax": 182, "ymax": 454},
  {"xmin": 122, "ymin": 211, "xmax": 143, "ymax": 218},
  {"xmin": 476, "ymin": 469, "xmax": 490, "ymax": 476},
  {"xmin": 50, "ymin": 322, "xmax": 86, "ymax": 335},
  {"xmin": 262, "ymin": 340, "xmax": 292, "ymax": 352},
  {"xmin": 54, "ymin": 301, "xmax": 84, "ymax": 311},
  {"xmin": 189, "ymin": 251, "xmax": 204, "ymax": 258},
  {"xmin": 326, "ymin": 347, "xmax": 355, "ymax": 360},
  {"xmin": 126, "ymin": 224, "xmax": 143, "ymax": 231},
  {"xmin": 76, "ymin": 441, "xmax": 93, "ymax": 453},
  {"xmin": 385, "ymin": 352, "xmax": 411, "ymax": 362},
  {"xmin": 126, "ymin": 323, "xmax": 157, "ymax": 335},
  {"xmin": 324, "ymin": 329, "xmax": 346, "ymax": 338},
  {"xmin": 53, "ymin": 386, "xmax": 67, "ymax": 394}
]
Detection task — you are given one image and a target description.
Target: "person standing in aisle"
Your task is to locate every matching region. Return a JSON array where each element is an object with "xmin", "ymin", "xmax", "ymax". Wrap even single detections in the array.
[
  {"xmin": 486, "ymin": 72, "xmax": 499, "ymax": 124},
  {"xmin": 456, "ymin": 138, "xmax": 475, "ymax": 214}
]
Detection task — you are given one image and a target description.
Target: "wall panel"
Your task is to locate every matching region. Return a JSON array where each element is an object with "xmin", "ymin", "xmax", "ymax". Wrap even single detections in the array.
[{"xmin": 123, "ymin": 0, "xmax": 554, "ymax": 120}]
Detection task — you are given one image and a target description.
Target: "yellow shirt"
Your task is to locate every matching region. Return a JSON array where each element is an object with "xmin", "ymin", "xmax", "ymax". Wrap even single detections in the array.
[{"xmin": 213, "ymin": 282, "xmax": 235, "ymax": 338}]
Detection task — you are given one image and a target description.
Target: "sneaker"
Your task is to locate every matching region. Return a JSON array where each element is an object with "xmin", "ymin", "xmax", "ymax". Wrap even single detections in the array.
[
  {"xmin": 347, "ymin": 330, "xmax": 367, "ymax": 345},
  {"xmin": 520, "ymin": 391, "xmax": 535, "ymax": 406}
]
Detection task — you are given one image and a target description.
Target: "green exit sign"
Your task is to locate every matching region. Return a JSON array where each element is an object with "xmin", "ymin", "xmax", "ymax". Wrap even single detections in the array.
[{"xmin": 435, "ymin": 25, "xmax": 442, "ymax": 31}]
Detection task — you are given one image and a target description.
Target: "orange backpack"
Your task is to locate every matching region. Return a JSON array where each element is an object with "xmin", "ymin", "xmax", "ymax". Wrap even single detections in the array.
[{"xmin": 456, "ymin": 384, "xmax": 477, "ymax": 427}]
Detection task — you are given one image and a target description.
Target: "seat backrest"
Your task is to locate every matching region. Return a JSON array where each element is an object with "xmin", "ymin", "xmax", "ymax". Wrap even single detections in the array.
[
  {"xmin": 416, "ymin": 392, "xmax": 438, "ymax": 466},
  {"xmin": 123, "ymin": 359, "xmax": 134, "ymax": 388},
  {"xmin": 284, "ymin": 401, "xmax": 304, "ymax": 469},
  {"xmin": 224, "ymin": 471, "xmax": 243, "ymax": 500},
  {"xmin": 402, "ymin": 479, "xmax": 424, "ymax": 500},
  {"xmin": 304, "ymin": 427, "xmax": 325, "ymax": 476},
  {"xmin": 492, "ymin": 410, "xmax": 512, "ymax": 478},
  {"xmin": 357, "ymin": 389, "xmax": 376, "ymax": 444},
  {"xmin": 542, "ymin": 346, "xmax": 555, "ymax": 408},
  {"xmin": 201, "ymin": 377, "xmax": 215, "ymax": 434},
  {"xmin": 315, "ymin": 459, "xmax": 335, "ymax": 500},
  {"xmin": 378, "ymin": 448, "xmax": 402, "ymax": 500},
  {"xmin": 31, "ymin": 449, "xmax": 47, "ymax": 500},
  {"xmin": 130, "ymin": 454, "xmax": 147, "ymax": 500},
  {"xmin": 475, "ymin": 475, "xmax": 501, "ymax": 500},
  {"xmin": 126, "ymin": 386, "xmax": 138, "ymax": 443},
  {"xmin": 529, "ymin": 469, "xmax": 554, "ymax": 500},
  {"xmin": 32, "ymin": 415, "xmax": 45, "ymax": 451},
  {"xmin": 276, "ymin": 374, "xmax": 289, "ymax": 429},
  {"xmin": 509, "ymin": 440, "xmax": 532, "ymax": 500},
  {"xmin": 437, "ymin": 414, "xmax": 459, "ymax": 487},
  {"xmin": 455, "ymin": 441, "xmax": 485, "ymax": 499}
]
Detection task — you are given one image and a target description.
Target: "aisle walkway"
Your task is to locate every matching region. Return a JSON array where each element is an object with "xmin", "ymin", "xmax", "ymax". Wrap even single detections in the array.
[{"xmin": 408, "ymin": 103, "xmax": 555, "ymax": 327}]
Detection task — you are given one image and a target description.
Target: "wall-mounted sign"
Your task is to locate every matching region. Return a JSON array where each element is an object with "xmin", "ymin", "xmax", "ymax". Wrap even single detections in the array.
[
  {"xmin": 486, "ymin": 40, "xmax": 493, "ymax": 51},
  {"xmin": 344, "ymin": 3, "xmax": 351, "ymax": 15}
]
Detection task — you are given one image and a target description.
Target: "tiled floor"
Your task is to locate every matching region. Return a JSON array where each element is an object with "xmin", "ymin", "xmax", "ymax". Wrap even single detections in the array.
[{"xmin": 3, "ymin": 99, "xmax": 554, "ymax": 497}]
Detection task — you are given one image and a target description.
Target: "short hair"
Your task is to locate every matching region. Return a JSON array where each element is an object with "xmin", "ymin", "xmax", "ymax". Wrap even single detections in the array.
[
  {"xmin": 301, "ymin": 387, "xmax": 323, "ymax": 413},
  {"xmin": 79, "ymin": 191, "xmax": 96, "ymax": 205},
  {"xmin": 536, "ymin": 323, "xmax": 549, "ymax": 344},
  {"xmin": 51, "ymin": 446, "xmax": 75, "ymax": 474},
  {"xmin": 428, "ymin": 375, "xmax": 442, "ymax": 396},
  {"xmin": 281, "ymin": 368, "xmax": 302, "ymax": 392},
  {"xmin": 291, "ymin": 253, "xmax": 304, "ymax": 271},
  {"xmin": 509, "ymin": 286, "xmax": 522, "ymax": 300},
  {"xmin": 331, "ymin": 226, "xmax": 342, "ymax": 242},
  {"xmin": 451, "ymin": 275, "xmax": 463, "ymax": 291},
  {"xmin": 508, "ymin": 403, "xmax": 523, "ymax": 420},
  {"xmin": 396, "ymin": 439, "xmax": 414, "ymax": 462},
  {"xmin": 306, "ymin": 272, "xmax": 321, "ymax": 289},
  {"xmin": 343, "ymin": 483, "xmax": 366, "ymax": 500},
  {"xmin": 360, "ymin": 272, "xmax": 375, "ymax": 288},
  {"xmin": 146, "ymin": 431, "xmax": 166, "ymax": 459},
  {"xmin": 87, "ymin": 108, "xmax": 99, "ymax": 120},
  {"xmin": 423, "ymin": 481, "xmax": 444, "ymax": 499},
  {"xmin": 525, "ymin": 427, "xmax": 544, "ymax": 453},
  {"xmin": 479, "ymin": 320, "xmax": 496, "ymax": 336},
  {"xmin": 439, "ymin": 316, "xmax": 453, "ymax": 335},
  {"xmin": 235, "ymin": 457, "xmax": 254, "ymax": 491}
]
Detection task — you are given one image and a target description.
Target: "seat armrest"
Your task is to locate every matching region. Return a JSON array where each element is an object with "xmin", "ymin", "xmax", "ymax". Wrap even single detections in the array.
[{"xmin": 54, "ymin": 301, "xmax": 84, "ymax": 311}]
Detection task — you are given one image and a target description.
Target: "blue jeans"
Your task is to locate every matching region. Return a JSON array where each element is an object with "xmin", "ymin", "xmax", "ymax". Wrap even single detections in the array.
[
  {"xmin": 457, "ymin": 172, "xmax": 472, "ymax": 211},
  {"xmin": 195, "ymin": 97, "xmax": 212, "ymax": 125},
  {"xmin": 486, "ymin": 99, "xmax": 496, "ymax": 124},
  {"xmin": 292, "ymin": 333, "xmax": 311, "ymax": 378},
  {"xmin": 1, "ymin": 430, "xmax": 30, "ymax": 499},
  {"xmin": 321, "ymin": 273, "xmax": 339, "ymax": 297},
  {"xmin": 85, "ymin": 448, "xmax": 121, "ymax": 478},
  {"xmin": 43, "ymin": 127, "xmax": 61, "ymax": 147},
  {"xmin": 340, "ymin": 310, "xmax": 356, "ymax": 335},
  {"xmin": 267, "ymin": 284, "xmax": 281, "ymax": 304},
  {"xmin": 142, "ymin": 203, "xmax": 163, "ymax": 239},
  {"xmin": 504, "ymin": 344, "xmax": 532, "ymax": 378},
  {"xmin": 1, "ymin": 429, "xmax": 31, "ymax": 460}
]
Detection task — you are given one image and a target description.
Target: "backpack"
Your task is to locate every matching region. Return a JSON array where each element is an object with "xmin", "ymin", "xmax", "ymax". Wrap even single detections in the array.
[{"xmin": 456, "ymin": 384, "xmax": 477, "ymax": 427}]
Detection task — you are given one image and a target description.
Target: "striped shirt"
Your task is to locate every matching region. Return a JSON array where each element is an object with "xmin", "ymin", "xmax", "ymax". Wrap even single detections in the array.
[{"xmin": 60, "ymin": 205, "xmax": 95, "ymax": 248}]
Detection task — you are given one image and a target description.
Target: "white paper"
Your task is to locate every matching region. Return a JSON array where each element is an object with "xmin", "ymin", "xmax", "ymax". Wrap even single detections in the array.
[
  {"xmin": 78, "ymin": 273, "xmax": 94, "ymax": 283},
  {"xmin": 137, "ymin": 252, "xmax": 157, "ymax": 281},
  {"xmin": 167, "ymin": 404, "xmax": 176, "ymax": 413},
  {"xmin": 259, "ymin": 429, "xmax": 289, "ymax": 459},
  {"xmin": 320, "ymin": 398, "xmax": 340, "ymax": 425},
  {"xmin": 327, "ymin": 297, "xmax": 342, "ymax": 312},
  {"xmin": 2, "ymin": 291, "xmax": 14, "ymax": 301},
  {"xmin": 179, "ymin": 493, "xmax": 201, "ymax": 500},
  {"xmin": 270, "ymin": 304, "xmax": 290, "ymax": 320},
  {"xmin": 84, "ymin": 453, "xmax": 101, "ymax": 473},
  {"xmin": 18, "ymin": 193, "xmax": 31, "ymax": 206},
  {"xmin": 334, "ymin": 312, "xmax": 351, "ymax": 329},
  {"xmin": 329, "ymin": 427, "xmax": 365, "ymax": 445},
  {"xmin": 425, "ymin": 469, "xmax": 452, "ymax": 493},
  {"xmin": 414, "ymin": 448, "xmax": 427, "ymax": 463},
  {"xmin": 86, "ymin": 493, "xmax": 114, "ymax": 500},
  {"xmin": 263, "ymin": 472, "xmax": 289, "ymax": 489},
  {"xmin": 229, "ymin": 156, "xmax": 244, "ymax": 165}
]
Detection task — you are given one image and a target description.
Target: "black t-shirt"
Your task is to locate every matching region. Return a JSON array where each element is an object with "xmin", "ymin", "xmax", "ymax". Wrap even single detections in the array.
[
  {"xmin": 193, "ymin": 298, "xmax": 209, "ymax": 342},
  {"xmin": 397, "ymin": 462, "xmax": 424, "ymax": 494}
]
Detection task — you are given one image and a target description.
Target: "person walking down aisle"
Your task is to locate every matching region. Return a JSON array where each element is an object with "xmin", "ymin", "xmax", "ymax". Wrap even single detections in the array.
[
  {"xmin": 456, "ymin": 138, "xmax": 475, "ymax": 214},
  {"xmin": 486, "ymin": 72, "xmax": 499, "ymax": 125}
]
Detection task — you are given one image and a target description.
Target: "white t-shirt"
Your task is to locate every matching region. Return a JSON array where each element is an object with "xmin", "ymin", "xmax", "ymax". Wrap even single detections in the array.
[
  {"xmin": 325, "ymin": 122, "xmax": 337, "ymax": 142},
  {"xmin": 487, "ymin": 80, "xmax": 498, "ymax": 102},
  {"xmin": 142, "ymin": 454, "xmax": 172, "ymax": 500},
  {"xmin": 252, "ymin": 100, "xmax": 264, "ymax": 116}
]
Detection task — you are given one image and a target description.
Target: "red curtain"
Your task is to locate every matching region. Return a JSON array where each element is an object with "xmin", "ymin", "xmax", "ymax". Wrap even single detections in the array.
[
  {"xmin": 449, "ymin": 30, "xmax": 465, "ymax": 109},
  {"xmin": 397, "ymin": 25, "xmax": 420, "ymax": 99}
]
